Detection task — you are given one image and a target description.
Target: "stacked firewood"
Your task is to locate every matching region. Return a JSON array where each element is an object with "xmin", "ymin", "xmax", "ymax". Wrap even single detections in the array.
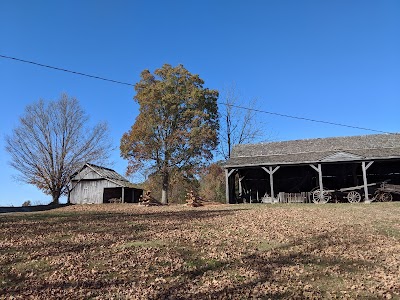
[
  {"xmin": 185, "ymin": 190, "xmax": 203, "ymax": 207},
  {"xmin": 139, "ymin": 191, "xmax": 163, "ymax": 206}
]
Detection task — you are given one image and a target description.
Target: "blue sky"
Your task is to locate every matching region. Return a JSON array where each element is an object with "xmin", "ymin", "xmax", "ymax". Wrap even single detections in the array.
[{"xmin": 0, "ymin": 1, "xmax": 399, "ymax": 206}]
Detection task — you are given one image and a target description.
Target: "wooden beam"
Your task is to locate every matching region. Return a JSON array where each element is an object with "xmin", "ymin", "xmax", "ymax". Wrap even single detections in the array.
[
  {"xmin": 269, "ymin": 166, "xmax": 279, "ymax": 200},
  {"xmin": 225, "ymin": 169, "xmax": 230, "ymax": 204},
  {"xmin": 261, "ymin": 166, "xmax": 280, "ymax": 201},
  {"xmin": 271, "ymin": 166, "xmax": 280, "ymax": 174},
  {"xmin": 362, "ymin": 161, "xmax": 373, "ymax": 203},
  {"xmin": 238, "ymin": 176, "xmax": 244, "ymax": 196},
  {"xmin": 310, "ymin": 164, "xmax": 324, "ymax": 203},
  {"xmin": 225, "ymin": 169, "xmax": 237, "ymax": 204},
  {"xmin": 262, "ymin": 166, "xmax": 280, "ymax": 175},
  {"xmin": 317, "ymin": 164, "xmax": 323, "ymax": 202},
  {"xmin": 121, "ymin": 187, "xmax": 125, "ymax": 203},
  {"xmin": 228, "ymin": 169, "xmax": 236, "ymax": 178},
  {"xmin": 269, "ymin": 167, "xmax": 274, "ymax": 200}
]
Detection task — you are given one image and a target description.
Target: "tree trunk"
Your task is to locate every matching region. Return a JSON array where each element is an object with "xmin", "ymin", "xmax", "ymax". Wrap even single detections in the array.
[
  {"xmin": 161, "ymin": 171, "xmax": 169, "ymax": 204},
  {"xmin": 227, "ymin": 114, "xmax": 231, "ymax": 159},
  {"xmin": 51, "ymin": 190, "xmax": 60, "ymax": 205}
]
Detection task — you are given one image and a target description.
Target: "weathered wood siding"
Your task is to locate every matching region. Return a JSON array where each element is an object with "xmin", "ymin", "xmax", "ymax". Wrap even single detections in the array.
[{"xmin": 70, "ymin": 179, "xmax": 122, "ymax": 204}]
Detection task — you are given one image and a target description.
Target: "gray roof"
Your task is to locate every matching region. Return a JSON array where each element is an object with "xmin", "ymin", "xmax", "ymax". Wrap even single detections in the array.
[
  {"xmin": 225, "ymin": 134, "xmax": 400, "ymax": 168},
  {"xmin": 72, "ymin": 163, "xmax": 141, "ymax": 189},
  {"xmin": 86, "ymin": 163, "xmax": 129, "ymax": 182}
]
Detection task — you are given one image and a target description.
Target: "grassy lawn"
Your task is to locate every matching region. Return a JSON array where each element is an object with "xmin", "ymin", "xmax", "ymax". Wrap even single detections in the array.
[{"xmin": 1, "ymin": 203, "xmax": 400, "ymax": 299}]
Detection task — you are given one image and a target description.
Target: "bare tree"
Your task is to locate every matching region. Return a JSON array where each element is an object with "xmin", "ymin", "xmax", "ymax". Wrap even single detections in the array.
[
  {"xmin": 219, "ymin": 84, "xmax": 265, "ymax": 159},
  {"xmin": 5, "ymin": 94, "xmax": 112, "ymax": 204}
]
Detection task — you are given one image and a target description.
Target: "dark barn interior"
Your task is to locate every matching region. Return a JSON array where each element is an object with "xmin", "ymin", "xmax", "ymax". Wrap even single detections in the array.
[
  {"xmin": 235, "ymin": 160, "xmax": 400, "ymax": 203},
  {"xmin": 103, "ymin": 187, "xmax": 143, "ymax": 203},
  {"xmin": 225, "ymin": 134, "xmax": 400, "ymax": 204}
]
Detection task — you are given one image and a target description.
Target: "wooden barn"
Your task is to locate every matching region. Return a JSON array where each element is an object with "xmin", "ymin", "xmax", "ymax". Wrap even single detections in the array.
[
  {"xmin": 69, "ymin": 163, "xmax": 143, "ymax": 204},
  {"xmin": 224, "ymin": 134, "xmax": 400, "ymax": 204}
]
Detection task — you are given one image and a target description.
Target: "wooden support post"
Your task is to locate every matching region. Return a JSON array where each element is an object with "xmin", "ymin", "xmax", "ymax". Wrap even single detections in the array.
[
  {"xmin": 262, "ymin": 166, "xmax": 280, "ymax": 201},
  {"xmin": 225, "ymin": 169, "xmax": 230, "ymax": 204},
  {"xmin": 225, "ymin": 169, "xmax": 236, "ymax": 204},
  {"xmin": 121, "ymin": 187, "xmax": 125, "ymax": 203},
  {"xmin": 310, "ymin": 164, "xmax": 324, "ymax": 203},
  {"xmin": 238, "ymin": 176, "xmax": 244, "ymax": 196},
  {"xmin": 362, "ymin": 161, "xmax": 374, "ymax": 203}
]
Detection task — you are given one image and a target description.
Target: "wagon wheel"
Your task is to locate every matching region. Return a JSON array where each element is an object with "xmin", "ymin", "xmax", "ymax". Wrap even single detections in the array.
[
  {"xmin": 346, "ymin": 191, "xmax": 361, "ymax": 203},
  {"xmin": 311, "ymin": 188, "xmax": 331, "ymax": 204},
  {"xmin": 373, "ymin": 192, "xmax": 382, "ymax": 202},
  {"xmin": 380, "ymin": 192, "xmax": 393, "ymax": 202}
]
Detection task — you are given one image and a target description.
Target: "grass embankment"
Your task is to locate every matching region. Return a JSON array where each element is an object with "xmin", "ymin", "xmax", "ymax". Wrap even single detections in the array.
[{"xmin": 1, "ymin": 203, "xmax": 400, "ymax": 299}]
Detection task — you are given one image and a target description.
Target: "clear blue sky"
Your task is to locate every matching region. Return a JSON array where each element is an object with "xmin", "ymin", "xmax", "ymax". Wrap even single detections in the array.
[{"xmin": 1, "ymin": 0, "xmax": 399, "ymax": 206}]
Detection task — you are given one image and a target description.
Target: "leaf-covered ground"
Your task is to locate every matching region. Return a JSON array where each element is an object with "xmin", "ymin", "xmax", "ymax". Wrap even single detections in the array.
[{"xmin": 1, "ymin": 203, "xmax": 400, "ymax": 299}]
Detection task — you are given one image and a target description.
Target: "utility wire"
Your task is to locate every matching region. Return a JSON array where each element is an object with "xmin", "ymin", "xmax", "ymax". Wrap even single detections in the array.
[
  {"xmin": 0, "ymin": 54, "xmax": 134, "ymax": 86},
  {"xmin": 0, "ymin": 54, "xmax": 395, "ymax": 134},
  {"xmin": 226, "ymin": 103, "xmax": 393, "ymax": 134}
]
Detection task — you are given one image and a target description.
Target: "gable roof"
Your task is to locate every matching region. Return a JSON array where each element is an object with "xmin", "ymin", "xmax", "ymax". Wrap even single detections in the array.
[
  {"xmin": 225, "ymin": 134, "xmax": 400, "ymax": 168},
  {"xmin": 85, "ymin": 163, "xmax": 128, "ymax": 182},
  {"xmin": 71, "ymin": 163, "xmax": 140, "ymax": 189}
]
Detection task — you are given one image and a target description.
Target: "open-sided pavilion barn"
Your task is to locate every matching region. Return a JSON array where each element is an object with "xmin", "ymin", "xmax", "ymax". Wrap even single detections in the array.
[
  {"xmin": 69, "ymin": 163, "xmax": 143, "ymax": 204},
  {"xmin": 224, "ymin": 134, "xmax": 400, "ymax": 204}
]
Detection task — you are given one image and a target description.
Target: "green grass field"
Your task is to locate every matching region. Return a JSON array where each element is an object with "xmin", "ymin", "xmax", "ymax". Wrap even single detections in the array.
[{"xmin": 1, "ymin": 203, "xmax": 399, "ymax": 299}]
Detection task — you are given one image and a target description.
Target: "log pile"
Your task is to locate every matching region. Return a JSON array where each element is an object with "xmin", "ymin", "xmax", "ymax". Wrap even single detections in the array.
[
  {"xmin": 139, "ymin": 191, "xmax": 163, "ymax": 206},
  {"xmin": 185, "ymin": 190, "xmax": 203, "ymax": 207}
]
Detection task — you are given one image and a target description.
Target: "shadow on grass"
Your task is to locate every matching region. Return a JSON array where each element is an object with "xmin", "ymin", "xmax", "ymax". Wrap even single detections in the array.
[
  {"xmin": 0, "ymin": 207, "xmax": 384, "ymax": 299},
  {"xmin": 0, "ymin": 203, "xmax": 71, "ymax": 214},
  {"xmin": 150, "ymin": 232, "xmax": 376, "ymax": 299}
]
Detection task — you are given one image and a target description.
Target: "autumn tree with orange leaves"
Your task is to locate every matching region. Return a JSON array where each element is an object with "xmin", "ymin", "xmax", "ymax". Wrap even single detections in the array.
[{"xmin": 120, "ymin": 64, "xmax": 219, "ymax": 204}]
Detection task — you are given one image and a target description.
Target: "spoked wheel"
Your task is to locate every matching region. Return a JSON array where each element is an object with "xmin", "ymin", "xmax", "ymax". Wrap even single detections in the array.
[
  {"xmin": 347, "ymin": 191, "xmax": 362, "ymax": 203},
  {"xmin": 311, "ymin": 188, "xmax": 331, "ymax": 204},
  {"xmin": 374, "ymin": 192, "xmax": 382, "ymax": 202},
  {"xmin": 380, "ymin": 192, "xmax": 393, "ymax": 202}
]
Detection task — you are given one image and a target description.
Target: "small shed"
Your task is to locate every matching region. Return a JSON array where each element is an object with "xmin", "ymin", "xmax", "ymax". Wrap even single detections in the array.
[
  {"xmin": 224, "ymin": 134, "xmax": 400, "ymax": 203},
  {"xmin": 69, "ymin": 163, "xmax": 143, "ymax": 204}
]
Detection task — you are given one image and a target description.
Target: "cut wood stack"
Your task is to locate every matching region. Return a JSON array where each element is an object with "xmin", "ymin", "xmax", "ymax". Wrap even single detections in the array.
[
  {"xmin": 185, "ymin": 190, "xmax": 203, "ymax": 207},
  {"xmin": 139, "ymin": 191, "xmax": 163, "ymax": 206}
]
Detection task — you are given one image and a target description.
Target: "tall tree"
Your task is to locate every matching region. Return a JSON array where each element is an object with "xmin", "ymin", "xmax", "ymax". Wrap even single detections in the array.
[
  {"xmin": 219, "ymin": 84, "xmax": 265, "ymax": 159},
  {"xmin": 5, "ymin": 94, "xmax": 111, "ymax": 204},
  {"xmin": 120, "ymin": 64, "xmax": 219, "ymax": 204}
]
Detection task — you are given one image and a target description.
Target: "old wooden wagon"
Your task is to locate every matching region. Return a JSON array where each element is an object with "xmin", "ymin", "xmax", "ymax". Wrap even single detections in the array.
[
  {"xmin": 224, "ymin": 134, "xmax": 400, "ymax": 204},
  {"xmin": 69, "ymin": 163, "xmax": 143, "ymax": 204},
  {"xmin": 374, "ymin": 182, "xmax": 400, "ymax": 202}
]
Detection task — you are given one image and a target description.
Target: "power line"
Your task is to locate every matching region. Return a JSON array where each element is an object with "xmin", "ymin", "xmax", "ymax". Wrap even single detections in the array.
[
  {"xmin": 226, "ymin": 103, "xmax": 393, "ymax": 134},
  {"xmin": 0, "ymin": 54, "xmax": 394, "ymax": 134},
  {"xmin": 0, "ymin": 54, "xmax": 134, "ymax": 86}
]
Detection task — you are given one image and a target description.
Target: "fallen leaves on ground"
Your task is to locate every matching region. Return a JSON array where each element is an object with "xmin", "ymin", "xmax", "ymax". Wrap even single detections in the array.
[{"xmin": 1, "ymin": 203, "xmax": 400, "ymax": 299}]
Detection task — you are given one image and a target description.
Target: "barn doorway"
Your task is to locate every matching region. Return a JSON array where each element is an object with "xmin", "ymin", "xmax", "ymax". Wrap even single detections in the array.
[{"xmin": 103, "ymin": 187, "xmax": 143, "ymax": 203}]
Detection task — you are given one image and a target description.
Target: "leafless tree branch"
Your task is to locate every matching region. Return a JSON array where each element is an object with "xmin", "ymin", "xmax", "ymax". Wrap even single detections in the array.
[{"xmin": 5, "ymin": 94, "xmax": 112, "ymax": 204}]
